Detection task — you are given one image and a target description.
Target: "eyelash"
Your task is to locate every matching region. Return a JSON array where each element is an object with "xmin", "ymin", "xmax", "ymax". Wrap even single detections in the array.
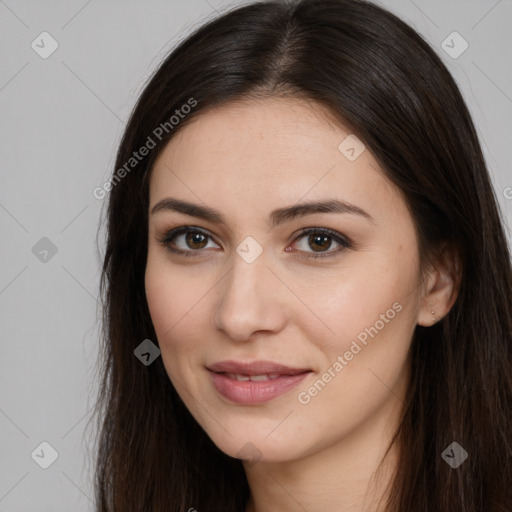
[{"xmin": 156, "ymin": 226, "xmax": 352, "ymax": 260}]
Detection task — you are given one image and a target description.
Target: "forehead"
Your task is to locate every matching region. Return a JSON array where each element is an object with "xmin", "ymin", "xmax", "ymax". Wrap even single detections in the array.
[
  {"xmin": 148, "ymin": 97, "xmax": 406, "ymax": 223},
  {"xmin": 155, "ymin": 97, "xmax": 350, "ymax": 165}
]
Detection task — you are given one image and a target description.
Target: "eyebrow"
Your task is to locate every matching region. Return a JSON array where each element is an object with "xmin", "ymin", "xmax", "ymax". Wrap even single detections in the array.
[{"xmin": 150, "ymin": 197, "xmax": 375, "ymax": 227}]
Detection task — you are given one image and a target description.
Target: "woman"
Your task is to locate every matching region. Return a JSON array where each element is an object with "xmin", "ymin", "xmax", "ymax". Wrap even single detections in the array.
[{"xmin": 91, "ymin": 0, "xmax": 512, "ymax": 510}]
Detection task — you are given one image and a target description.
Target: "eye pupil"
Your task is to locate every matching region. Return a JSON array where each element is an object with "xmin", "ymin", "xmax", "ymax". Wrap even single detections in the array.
[
  {"xmin": 309, "ymin": 234, "xmax": 331, "ymax": 252},
  {"xmin": 186, "ymin": 231, "xmax": 208, "ymax": 249}
]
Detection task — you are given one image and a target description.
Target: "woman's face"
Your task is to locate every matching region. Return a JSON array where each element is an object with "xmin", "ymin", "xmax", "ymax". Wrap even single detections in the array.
[{"xmin": 145, "ymin": 97, "xmax": 427, "ymax": 463}]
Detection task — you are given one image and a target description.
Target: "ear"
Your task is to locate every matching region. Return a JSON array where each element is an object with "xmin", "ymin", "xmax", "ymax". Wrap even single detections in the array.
[{"xmin": 416, "ymin": 242, "xmax": 461, "ymax": 327}]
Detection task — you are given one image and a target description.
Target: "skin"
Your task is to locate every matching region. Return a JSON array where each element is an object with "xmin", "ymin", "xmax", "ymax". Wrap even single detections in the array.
[{"xmin": 145, "ymin": 97, "xmax": 458, "ymax": 512}]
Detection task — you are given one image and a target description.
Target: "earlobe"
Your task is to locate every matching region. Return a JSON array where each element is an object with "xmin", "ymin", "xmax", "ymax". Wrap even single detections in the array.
[{"xmin": 416, "ymin": 243, "xmax": 461, "ymax": 327}]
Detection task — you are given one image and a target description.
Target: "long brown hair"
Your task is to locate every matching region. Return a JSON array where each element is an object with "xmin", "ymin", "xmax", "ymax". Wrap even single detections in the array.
[{"xmin": 90, "ymin": 0, "xmax": 512, "ymax": 510}]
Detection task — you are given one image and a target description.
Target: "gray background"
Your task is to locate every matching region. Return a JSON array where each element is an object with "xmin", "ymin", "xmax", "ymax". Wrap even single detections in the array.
[{"xmin": 0, "ymin": 0, "xmax": 510, "ymax": 510}]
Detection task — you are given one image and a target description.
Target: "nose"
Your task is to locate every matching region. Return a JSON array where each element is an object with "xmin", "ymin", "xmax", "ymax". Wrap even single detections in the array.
[{"xmin": 213, "ymin": 248, "xmax": 288, "ymax": 342}]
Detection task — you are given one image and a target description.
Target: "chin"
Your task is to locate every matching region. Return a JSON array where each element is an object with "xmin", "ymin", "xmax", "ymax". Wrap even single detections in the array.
[{"xmin": 203, "ymin": 427, "xmax": 302, "ymax": 465}]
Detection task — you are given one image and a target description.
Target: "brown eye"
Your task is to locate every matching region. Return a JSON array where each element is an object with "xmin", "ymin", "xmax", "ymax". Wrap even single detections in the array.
[
  {"xmin": 307, "ymin": 233, "xmax": 333, "ymax": 252},
  {"xmin": 292, "ymin": 228, "xmax": 351, "ymax": 259},
  {"xmin": 185, "ymin": 231, "xmax": 209, "ymax": 250},
  {"xmin": 158, "ymin": 227, "xmax": 219, "ymax": 256}
]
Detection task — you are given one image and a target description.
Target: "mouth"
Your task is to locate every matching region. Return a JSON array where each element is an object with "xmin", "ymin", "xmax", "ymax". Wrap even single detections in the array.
[
  {"xmin": 206, "ymin": 360, "xmax": 313, "ymax": 404},
  {"xmin": 207, "ymin": 359, "xmax": 311, "ymax": 376},
  {"xmin": 218, "ymin": 372, "xmax": 292, "ymax": 381}
]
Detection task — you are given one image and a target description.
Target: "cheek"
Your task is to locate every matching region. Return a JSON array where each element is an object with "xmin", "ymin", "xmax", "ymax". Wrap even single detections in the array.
[
  {"xmin": 145, "ymin": 244, "xmax": 196, "ymax": 323},
  {"xmin": 144, "ymin": 255, "xmax": 203, "ymax": 348},
  {"xmin": 299, "ymin": 253, "xmax": 418, "ymax": 357},
  {"xmin": 144, "ymin": 265, "xmax": 191, "ymax": 388},
  {"xmin": 144, "ymin": 263, "xmax": 174, "ymax": 337},
  {"xmin": 293, "ymin": 273, "xmax": 416, "ymax": 438}
]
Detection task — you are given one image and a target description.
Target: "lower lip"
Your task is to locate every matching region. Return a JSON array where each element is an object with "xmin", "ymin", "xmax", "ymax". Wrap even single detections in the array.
[{"xmin": 207, "ymin": 370, "xmax": 312, "ymax": 404}]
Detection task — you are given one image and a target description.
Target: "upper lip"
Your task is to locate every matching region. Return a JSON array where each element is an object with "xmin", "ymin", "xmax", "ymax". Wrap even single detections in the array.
[{"xmin": 207, "ymin": 360, "xmax": 311, "ymax": 376}]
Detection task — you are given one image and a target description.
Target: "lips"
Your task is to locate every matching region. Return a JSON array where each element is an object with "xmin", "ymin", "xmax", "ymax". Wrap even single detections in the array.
[
  {"xmin": 207, "ymin": 360, "xmax": 310, "ymax": 376},
  {"xmin": 206, "ymin": 360, "xmax": 313, "ymax": 404},
  {"xmin": 223, "ymin": 372, "xmax": 282, "ymax": 381}
]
